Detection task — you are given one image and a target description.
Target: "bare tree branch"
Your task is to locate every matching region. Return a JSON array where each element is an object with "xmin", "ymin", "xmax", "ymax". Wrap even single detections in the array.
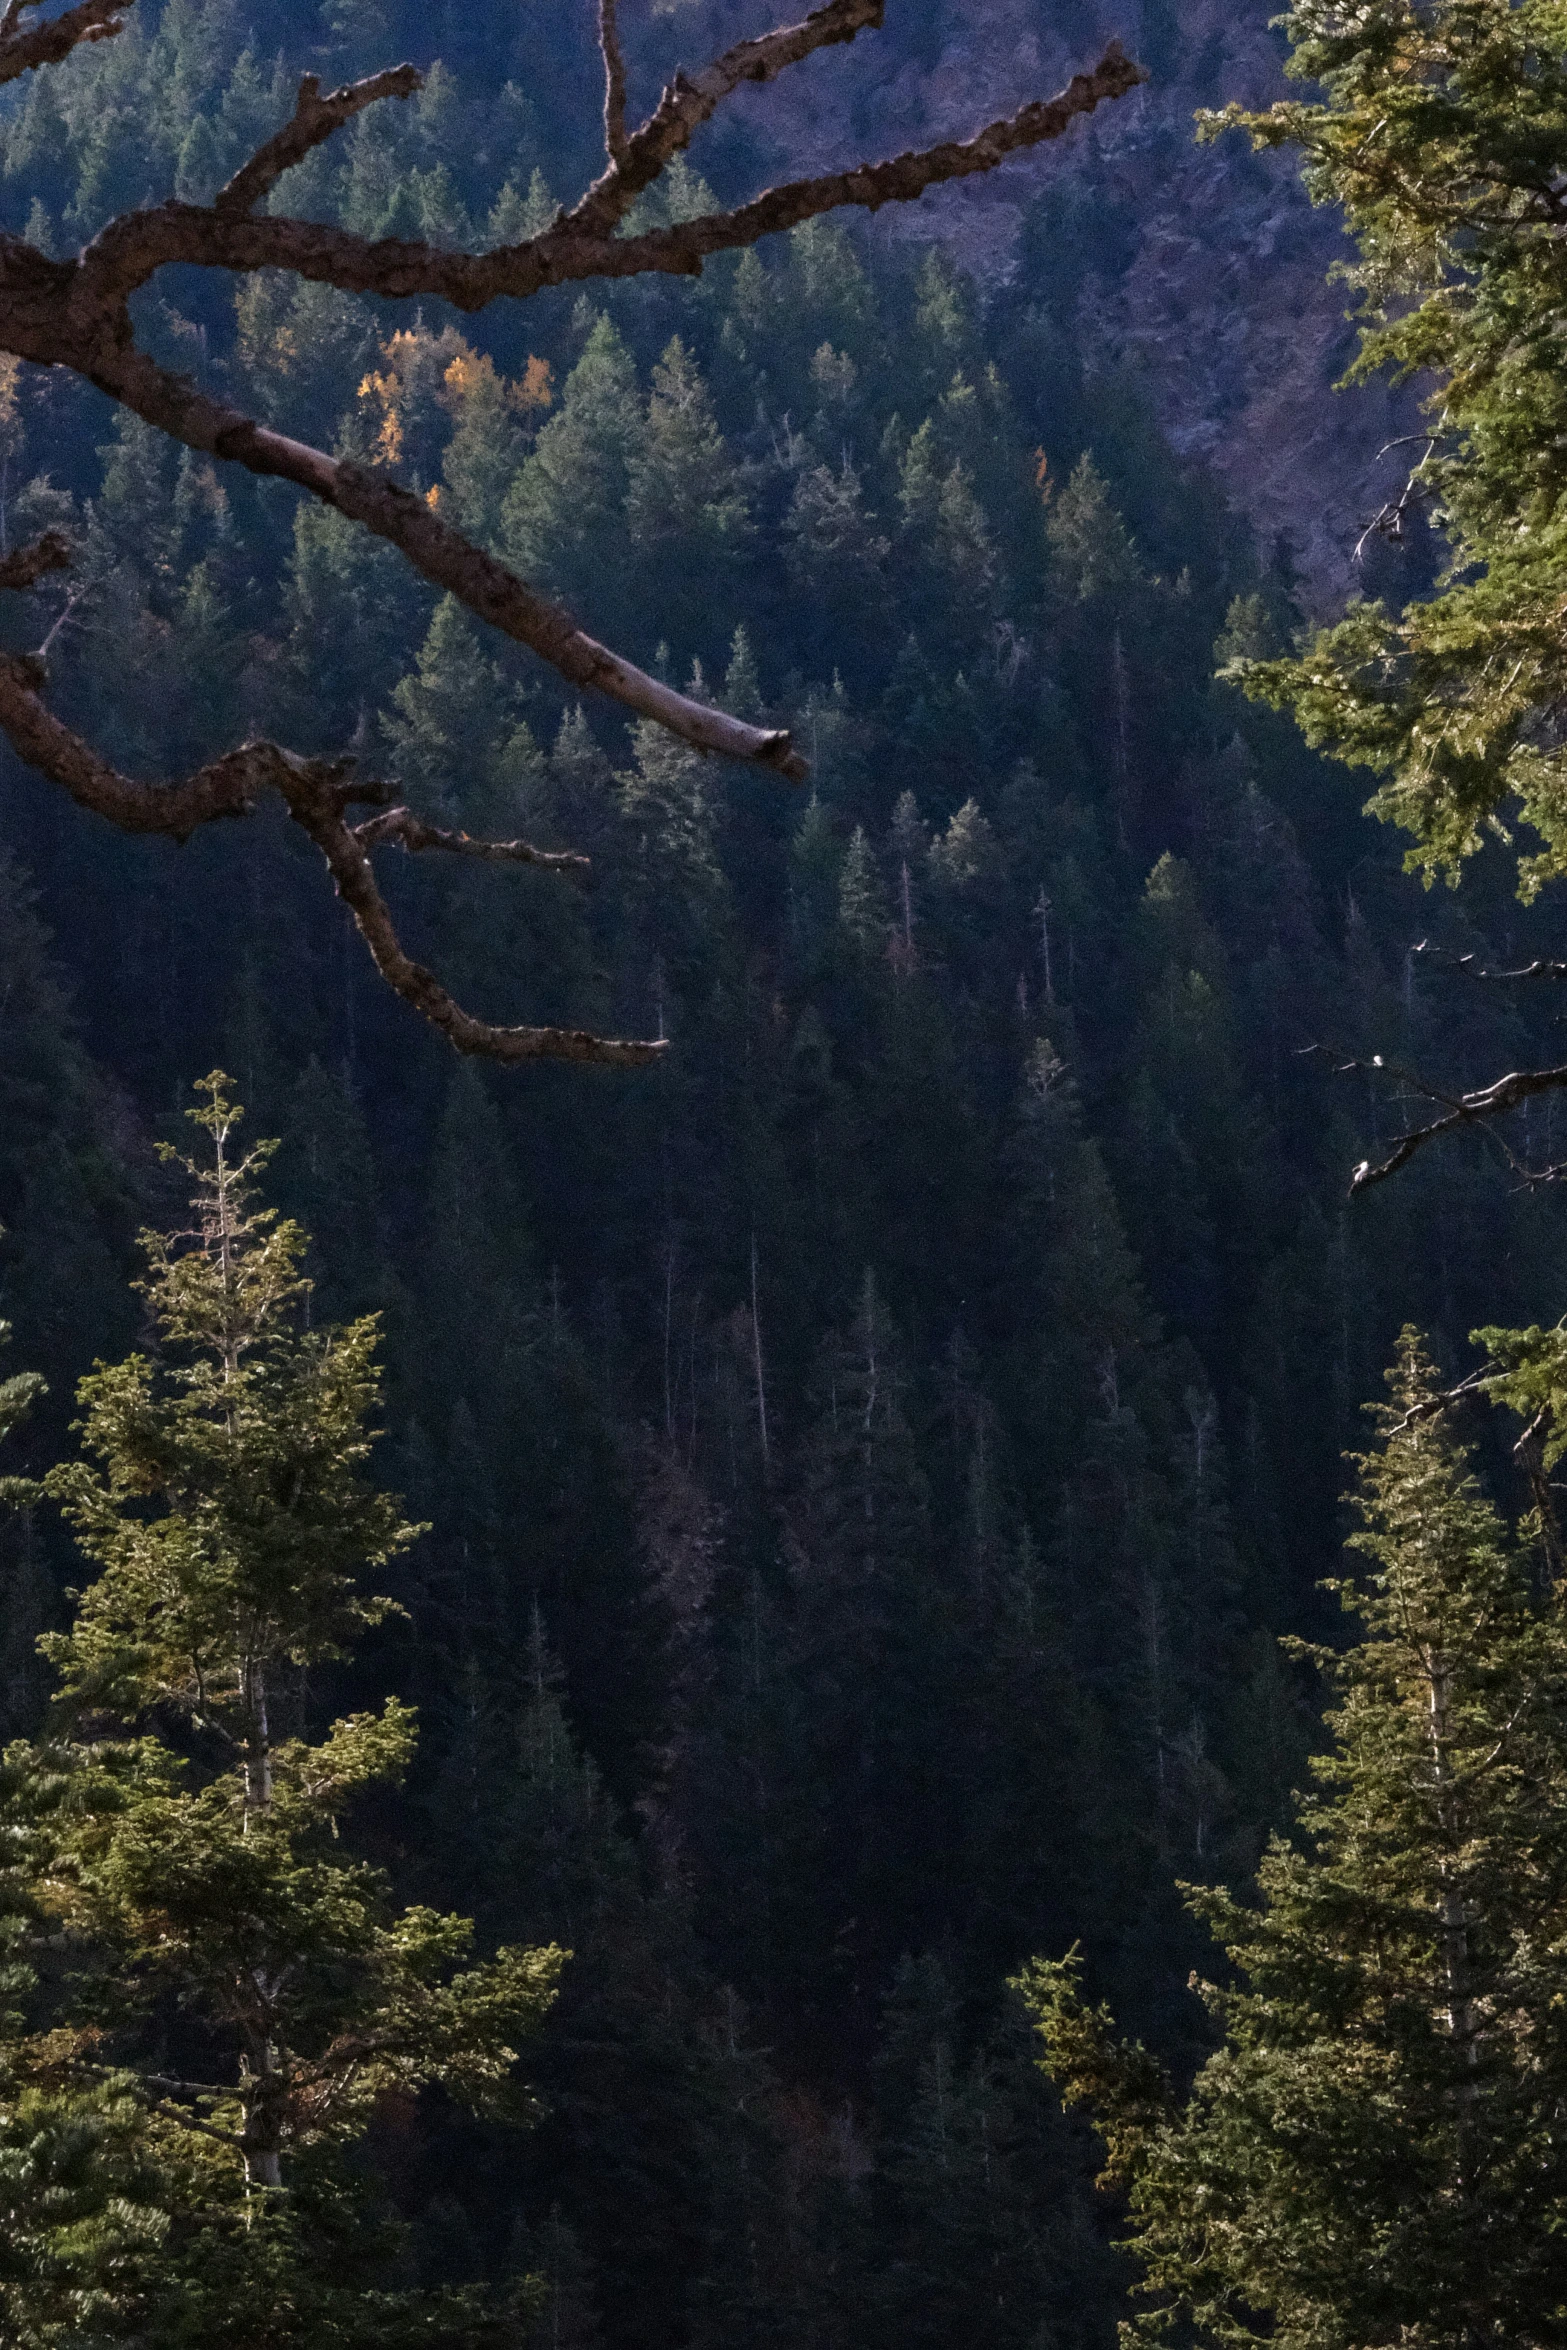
[
  {"xmin": 597, "ymin": 41, "xmax": 1149, "ymax": 269},
  {"xmin": 0, "ymin": 0, "xmax": 129, "ymax": 86},
  {"xmin": 1413, "ymin": 940, "xmax": 1567, "ymax": 984},
  {"xmin": 75, "ymin": 346, "xmax": 812, "ymax": 778},
  {"xmin": 0, "ymin": 575, "xmax": 662, "ymax": 1068},
  {"xmin": 352, "ymin": 805, "xmax": 591, "ymax": 878},
  {"xmin": 0, "ymin": 3, "xmax": 1146, "ymax": 1066},
  {"xmin": 67, "ymin": 38, "xmax": 1145, "ymax": 315},
  {"xmin": 1322, "ymin": 1044, "xmax": 1567, "ymax": 1194},
  {"xmin": 570, "ymin": 0, "xmax": 886, "ymax": 239},
  {"xmin": 215, "ymin": 66, "xmax": 423, "ymax": 218},
  {"xmin": 600, "ymin": 0, "xmax": 630, "ymax": 168}
]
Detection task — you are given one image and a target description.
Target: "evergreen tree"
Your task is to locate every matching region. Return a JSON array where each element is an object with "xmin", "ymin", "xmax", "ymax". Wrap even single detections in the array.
[
  {"xmin": 625, "ymin": 338, "xmax": 750, "ymax": 658},
  {"xmin": 501, "ymin": 315, "xmax": 644, "ymax": 641},
  {"xmin": 2, "ymin": 1076, "xmax": 561, "ymax": 2345},
  {"xmin": 1216, "ymin": 0, "xmax": 1567, "ymax": 892},
  {"xmin": 1025, "ymin": 1331, "xmax": 1567, "ymax": 2349}
]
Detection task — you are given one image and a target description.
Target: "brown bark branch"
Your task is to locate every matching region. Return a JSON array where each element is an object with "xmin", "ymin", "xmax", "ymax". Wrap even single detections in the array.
[
  {"xmin": 0, "ymin": 0, "xmax": 129, "ymax": 86},
  {"xmin": 1326, "ymin": 1046, "xmax": 1567, "ymax": 1194},
  {"xmin": 352, "ymin": 805, "xmax": 592, "ymax": 878},
  {"xmin": 215, "ymin": 65, "xmax": 422, "ymax": 218},
  {"xmin": 76, "ymin": 346, "xmax": 810, "ymax": 778},
  {"xmin": 67, "ymin": 40, "xmax": 1144, "ymax": 316},
  {"xmin": 0, "ymin": 616, "xmax": 662, "ymax": 1068},
  {"xmin": 0, "ymin": 9, "xmax": 1146, "ymax": 1065},
  {"xmin": 598, "ymin": 40, "xmax": 1148, "ymax": 269},
  {"xmin": 570, "ymin": 0, "xmax": 884, "ymax": 239},
  {"xmin": 600, "ymin": 0, "xmax": 630, "ymax": 168}
]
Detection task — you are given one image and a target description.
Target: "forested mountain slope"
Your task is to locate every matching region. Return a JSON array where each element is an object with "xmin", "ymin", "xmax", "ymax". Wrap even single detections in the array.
[
  {"xmin": 653, "ymin": 0, "xmax": 1427, "ymax": 607},
  {"xmin": 1, "ymin": 3, "xmax": 1564, "ymax": 2342}
]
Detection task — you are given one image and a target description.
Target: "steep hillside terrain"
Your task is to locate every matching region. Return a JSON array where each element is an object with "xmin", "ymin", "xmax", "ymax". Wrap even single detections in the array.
[{"xmin": 640, "ymin": 0, "xmax": 1424, "ymax": 610}]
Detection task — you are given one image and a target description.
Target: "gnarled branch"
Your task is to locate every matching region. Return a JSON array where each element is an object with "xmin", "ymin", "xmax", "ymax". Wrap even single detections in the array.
[
  {"xmin": 215, "ymin": 65, "xmax": 423, "ymax": 218},
  {"xmin": 1311, "ymin": 1043, "xmax": 1567, "ymax": 1193},
  {"xmin": 0, "ymin": 563, "xmax": 661, "ymax": 1070},
  {"xmin": 570, "ymin": 0, "xmax": 885, "ymax": 239},
  {"xmin": 68, "ymin": 37, "xmax": 1146, "ymax": 316},
  {"xmin": 0, "ymin": 0, "xmax": 129, "ymax": 87},
  {"xmin": 352, "ymin": 805, "xmax": 591, "ymax": 878},
  {"xmin": 0, "ymin": 1, "xmax": 1146, "ymax": 1068},
  {"xmin": 597, "ymin": 41, "xmax": 1148, "ymax": 272},
  {"xmin": 79, "ymin": 344, "xmax": 812, "ymax": 780}
]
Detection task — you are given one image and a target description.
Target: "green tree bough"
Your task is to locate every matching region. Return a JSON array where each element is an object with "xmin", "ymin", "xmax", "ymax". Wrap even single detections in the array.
[
  {"xmin": 1212, "ymin": 0, "xmax": 1567, "ymax": 1187},
  {"xmin": 0, "ymin": 1075, "xmax": 561, "ymax": 2346},
  {"xmin": 1023, "ymin": 1332, "xmax": 1567, "ymax": 2349}
]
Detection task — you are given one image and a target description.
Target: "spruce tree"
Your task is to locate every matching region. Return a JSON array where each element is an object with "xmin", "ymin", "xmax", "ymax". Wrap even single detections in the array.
[
  {"xmin": 1023, "ymin": 1331, "xmax": 1567, "ymax": 2349},
  {"xmin": 1, "ymin": 1076, "xmax": 562, "ymax": 2346}
]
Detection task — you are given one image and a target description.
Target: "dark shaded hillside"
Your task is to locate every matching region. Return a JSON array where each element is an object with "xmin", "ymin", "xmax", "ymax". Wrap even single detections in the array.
[{"xmin": 0, "ymin": 4, "xmax": 1562, "ymax": 2342}]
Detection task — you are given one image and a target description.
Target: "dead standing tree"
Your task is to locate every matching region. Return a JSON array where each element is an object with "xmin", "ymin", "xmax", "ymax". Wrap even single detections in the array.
[{"xmin": 0, "ymin": 0, "xmax": 1143, "ymax": 1065}]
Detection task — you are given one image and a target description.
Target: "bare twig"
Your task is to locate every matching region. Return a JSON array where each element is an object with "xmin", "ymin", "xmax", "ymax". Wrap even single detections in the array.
[
  {"xmin": 35, "ymin": 584, "xmax": 84, "ymax": 661},
  {"xmin": 215, "ymin": 66, "xmax": 422, "ymax": 218},
  {"xmin": 600, "ymin": 0, "xmax": 630, "ymax": 167},
  {"xmin": 1413, "ymin": 940, "xmax": 1567, "ymax": 984},
  {"xmin": 352, "ymin": 805, "xmax": 592, "ymax": 879},
  {"xmin": 1353, "ymin": 436, "xmax": 1436, "ymax": 564}
]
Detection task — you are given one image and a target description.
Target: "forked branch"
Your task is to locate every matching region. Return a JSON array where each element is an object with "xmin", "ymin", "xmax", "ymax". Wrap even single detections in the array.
[
  {"xmin": 215, "ymin": 66, "xmax": 423, "ymax": 218},
  {"xmin": 0, "ymin": 549, "xmax": 660, "ymax": 1069},
  {"xmin": 1310, "ymin": 1044, "xmax": 1567, "ymax": 1193},
  {"xmin": 0, "ymin": 0, "xmax": 1146, "ymax": 1067}
]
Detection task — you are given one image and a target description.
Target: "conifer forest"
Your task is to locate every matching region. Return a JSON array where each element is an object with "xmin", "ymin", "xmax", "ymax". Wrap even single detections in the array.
[{"xmin": 12, "ymin": 0, "xmax": 1567, "ymax": 2342}]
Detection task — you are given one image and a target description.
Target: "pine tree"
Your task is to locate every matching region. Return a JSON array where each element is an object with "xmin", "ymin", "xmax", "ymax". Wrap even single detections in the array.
[
  {"xmin": 1025, "ymin": 1331, "xmax": 1567, "ymax": 2349},
  {"xmin": 2, "ymin": 1075, "xmax": 562, "ymax": 2346},
  {"xmin": 501, "ymin": 315, "xmax": 644, "ymax": 638},
  {"xmin": 625, "ymin": 337, "xmax": 751, "ymax": 658},
  {"xmin": 1046, "ymin": 454, "xmax": 1143, "ymax": 605},
  {"xmin": 384, "ymin": 591, "xmax": 522, "ymax": 821}
]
